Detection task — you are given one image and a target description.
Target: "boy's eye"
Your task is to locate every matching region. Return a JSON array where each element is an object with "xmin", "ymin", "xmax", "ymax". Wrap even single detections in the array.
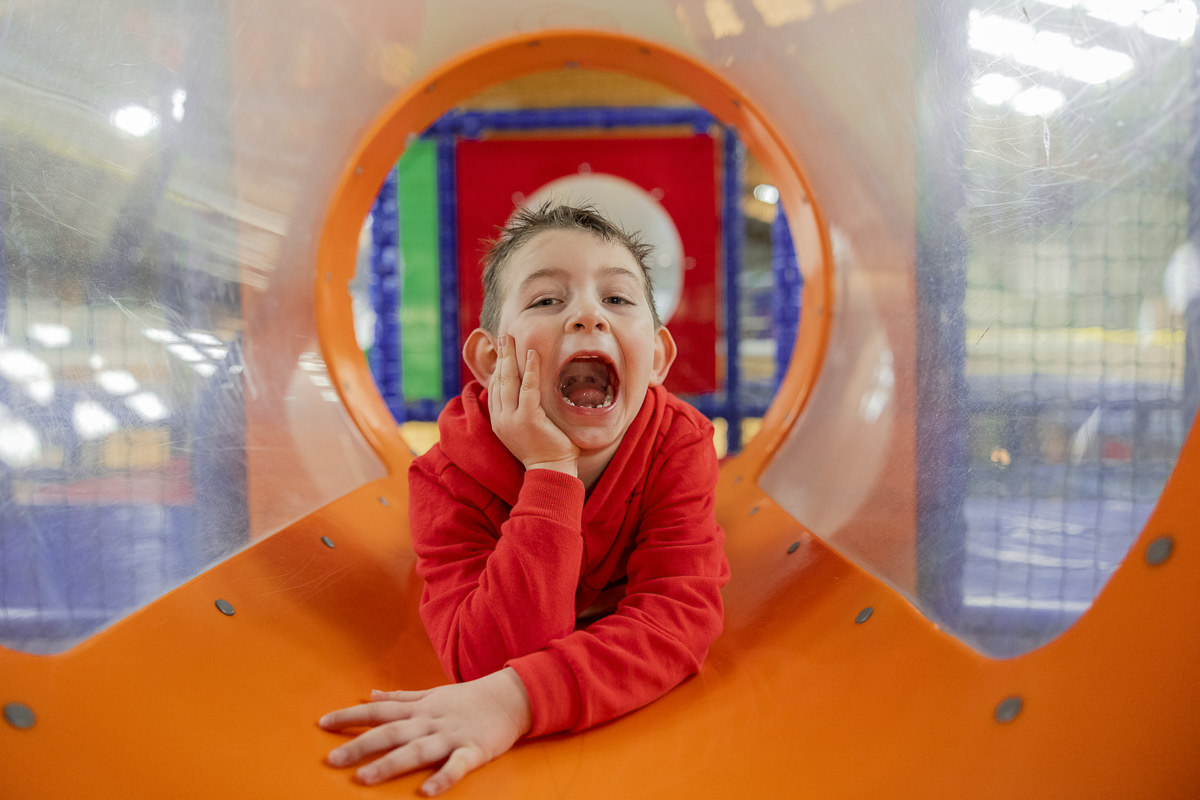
[
  {"xmin": 530, "ymin": 297, "xmax": 559, "ymax": 308},
  {"xmin": 603, "ymin": 296, "xmax": 633, "ymax": 305}
]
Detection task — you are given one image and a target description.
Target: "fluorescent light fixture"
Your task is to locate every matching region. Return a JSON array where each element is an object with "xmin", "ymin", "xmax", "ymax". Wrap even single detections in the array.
[
  {"xmin": 321, "ymin": 390, "xmax": 340, "ymax": 403},
  {"xmin": 167, "ymin": 343, "xmax": 205, "ymax": 362},
  {"xmin": 705, "ymin": 0, "xmax": 746, "ymax": 38},
  {"xmin": 1061, "ymin": 45, "xmax": 1135, "ymax": 84},
  {"xmin": 97, "ymin": 369, "xmax": 139, "ymax": 396},
  {"xmin": 192, "ymin": 362, "xmax": 217, "ymax": 377},
  {"xmin": 27, "ymin": 323, "xmax": 71, "ymax": 348},
  {"xmin": 88, "ymin": 353, "xmax": 105, "ymax": 370},
  {"xmin": 126, "ymin": 391, "xmax": 169, "ymax": 421},
  {"xmin": 73, "ymin": 400, "xmax": 119, "ymax": 440},
  {"xmin": 203, "ymin": 347, "xmax": 228, "ymax": 360},
  {"xmin": 1012, "ymin": 85, "xmax": 1066, "ymax": 115},
  {"xmin": 969, "ymin": 10, "xmax": 1134, "ymax": 85},
  {"xmin": 310, "ymin": 374, "xmax": 331, "ymax": 388},
  {"xmin": 972, "ymin": 72, "xmax": 1021, "ymax": 105},
  {"xmin": 171, "ymin": 89, "xmax": 187, "ymax": 122},
  {"xmin": 1140, "ymin": 0, "xmax": 1198, "ymax": 40},
  {"xmin": 186, "ymin": 330, "xmax": 222, "ymax": 346},
  {"xmin": 26, "ymin": 379, "xmax": 55, "ymax": 406},
  {"xmin": 753, "ymin": 184, "xmax": 780, "ymax": 204},
  {"xmin": 1039, "ymin": 0, "xmax": 1197, "ymax": 40},
  {"xmin": 0, "ymin": 411, "xmax": 41, "ymax": 468},
  {"xmin": 143, "ymin": 328, "xmax": 183, "ymax": 344},
  {"xmin": 110, "ymin": 104, "xmax": 160, "ymax": 137},
  {"xmin": 299, "ymin": 352, "xmax": 325, "ymax": 371},
  {"xmin": 0, "ymin": 348, "xmax": 49, "ymax": 383}
]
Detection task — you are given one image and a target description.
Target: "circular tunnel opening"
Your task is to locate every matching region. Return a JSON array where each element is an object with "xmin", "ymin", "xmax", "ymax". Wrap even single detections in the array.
[{"xmin": 317, "ymin": 31, "xmax": 832, "ymax": 474}]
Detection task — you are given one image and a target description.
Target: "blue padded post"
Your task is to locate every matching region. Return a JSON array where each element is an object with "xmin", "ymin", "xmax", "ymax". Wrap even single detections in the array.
[
  {"xmin": 436, "ymin": 134, "xmax": 461, "ymax": 401},
  {"xmin": 770, "ymin": 205, "xmax": 802, "ymax": 392},
  {"xmin": 369, "ymin": 168, "xmax": 403, "ymax": 421},
  {"xmin": 722, "ymin": 127, "xmax": 745, "ymax": 454}
]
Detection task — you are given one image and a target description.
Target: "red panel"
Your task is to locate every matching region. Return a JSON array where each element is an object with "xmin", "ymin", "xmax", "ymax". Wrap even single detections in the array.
[{"xmin": 455, "ymin": 136, "xmax": 719, "ymax": 395}]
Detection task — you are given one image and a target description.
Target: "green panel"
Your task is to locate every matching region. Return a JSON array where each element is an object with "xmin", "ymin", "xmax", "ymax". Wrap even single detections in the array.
[{"xmin": 397, "ymin": 140, "xmax": 442, "ymax": 400}]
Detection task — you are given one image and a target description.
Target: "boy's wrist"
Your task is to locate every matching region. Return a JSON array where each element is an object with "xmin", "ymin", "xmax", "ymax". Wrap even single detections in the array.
[{"xmin": 524, "ymin": 458, "xmax": 578, "ymax": 478}]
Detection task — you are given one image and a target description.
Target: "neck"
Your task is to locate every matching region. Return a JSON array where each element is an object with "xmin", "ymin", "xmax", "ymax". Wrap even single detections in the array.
[{"xmin": 576, "ymin": 442, "xmax": 621, "ymax": 495}]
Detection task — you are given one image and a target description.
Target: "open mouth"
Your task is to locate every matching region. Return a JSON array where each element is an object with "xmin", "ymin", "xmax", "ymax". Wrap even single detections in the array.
[{"xmin": 557, "ymin": 355, "xmax": 618, "ymax": 409}]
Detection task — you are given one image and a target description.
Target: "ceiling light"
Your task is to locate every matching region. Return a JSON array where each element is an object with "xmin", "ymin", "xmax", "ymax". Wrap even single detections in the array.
[
  {"xmin": 27, "ymin": 323, "xmax": 71, "ymax": 348},
  {"xmin": 126, "ymin": 391, "xmax": 169, "ymax": 421},
  {"xmin": 110, "ymin": 104, "xmax": 160, "ymax": 137},
  {"xmin": 73, "ymin": 400, "xmax": 119, "ymax": 440}
]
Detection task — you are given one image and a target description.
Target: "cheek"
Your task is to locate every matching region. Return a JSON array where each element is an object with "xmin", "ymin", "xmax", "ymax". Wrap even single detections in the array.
[{"xmin": 513, "ymin": 333, "xmax": 554, "ymax": 377}]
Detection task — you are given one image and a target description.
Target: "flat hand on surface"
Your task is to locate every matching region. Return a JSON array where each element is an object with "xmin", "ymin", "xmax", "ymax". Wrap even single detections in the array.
[
  {"xmin": 488, "ymin": 334, "xmax": 579, "ymax": 476},
  {"xmin": 320, "ymin": 667, "xmax": 533, "ymax": 795}
]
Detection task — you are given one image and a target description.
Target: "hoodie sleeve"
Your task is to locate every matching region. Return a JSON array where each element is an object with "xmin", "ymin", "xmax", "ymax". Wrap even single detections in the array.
[
  {"xmin": 409, "ymin": 458, "xmax": 586, "ymax": 682},
  {"xmin": 506, "ymin": 415, "xmax": 730, "ymax": 737}
]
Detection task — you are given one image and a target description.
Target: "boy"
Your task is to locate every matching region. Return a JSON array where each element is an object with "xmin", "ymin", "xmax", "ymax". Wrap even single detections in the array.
[{"xmin": 320, "ymin": 204, "xmax": 729, "ymax": 794}]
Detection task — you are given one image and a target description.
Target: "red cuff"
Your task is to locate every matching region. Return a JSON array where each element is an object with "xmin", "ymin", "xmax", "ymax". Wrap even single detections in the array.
[
  {"xmin": 507, "ymin": 649, "xmax": 583, "ymax": 737},
  {"xmin": 512, "ymin": 469, "xmax": 584, "ymax": 530}
]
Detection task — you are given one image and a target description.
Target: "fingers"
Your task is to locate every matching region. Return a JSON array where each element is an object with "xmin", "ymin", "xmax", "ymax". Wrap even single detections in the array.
[
  {"xmin": 327, "ymin": 717, "xmax": 431, "ymax": 771},
  {"xmin": 357, "ymin": 737, "xmax": 475, "ymax": 789},
  {"xmin": 520, "ymin": 349, "xmax": 540, "ymax": 401},
  {"xmin": 370, "ymin": 689, "xmax": 426, "ymax": 702},
  {"xmin": 319, "ymin": 700, "xmax": 415, "ymax": 731},
  {"xmin": 492, "ymin": 334, "xmax": 520, "ymax": 411},
  {"xmin": 421, "ymin": 747, "xmax": 485, "ymax": 797}
]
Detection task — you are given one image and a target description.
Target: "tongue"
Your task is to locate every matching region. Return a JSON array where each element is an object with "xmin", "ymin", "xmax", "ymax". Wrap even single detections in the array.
[{"xmin": 566, "ymin": 384, "xmax": 607, "ymax": 407}]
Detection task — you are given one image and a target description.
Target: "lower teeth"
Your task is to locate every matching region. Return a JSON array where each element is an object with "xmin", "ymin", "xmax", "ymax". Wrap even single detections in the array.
[{"xmin": 564, "ymin": 387, "xmax": 615, "ymax": 409}]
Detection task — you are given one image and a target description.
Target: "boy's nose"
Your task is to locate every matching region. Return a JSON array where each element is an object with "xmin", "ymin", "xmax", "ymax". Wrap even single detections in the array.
[{"xmin": 569, "ymin": 303, "xmax": 609, "ymax": 333}]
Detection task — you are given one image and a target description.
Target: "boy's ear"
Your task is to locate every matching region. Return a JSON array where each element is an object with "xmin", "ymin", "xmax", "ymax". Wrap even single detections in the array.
[
  {"xmin": 463, "ymin": 328, "xmax": 498, "ymax": 385},
  {"xmin": 649, "ymin": 326, "xmax": 677, "ymax": 387}
]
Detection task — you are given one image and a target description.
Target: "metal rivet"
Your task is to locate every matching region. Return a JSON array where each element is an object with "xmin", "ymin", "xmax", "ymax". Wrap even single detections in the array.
[
  {"xmin": 1146, "ymin": 536, "xmax": 1174, "ymax": 566},
  {"xmin": 855, "ymin": 607, "xmax": 874, "ymax": 624},
  {"xmin": 995, "ymin": 696, "xmax": 1023, "ymax": 723},
  {"xmin": 324, "ymin": 272, "xmax": 331, "ymax": 283},
  {"xmin": 378, "ymin": 496, "xmax": 389, "ymax": 507},
  {"xmin": 733, "ymin": 475, "xmax": 743, "ymax": 484},
  {"xmin": 215, "ymin": 599, "xmax": 235, "ymax": 616},
  {"xmin": 4, "ymin": 702, "xmax": 35, "ymax": 730},
  {"xmin": 749, "ymin": 506, "xmax": 760, "ymax": 516},
  {"xmin": 786, "ymin": 541, "xmax": 800, "ymax": 554},
  {"xmin": 565, "ymin": 60, "xmax": 580, "ymax": 69},
  {"xmin": 321, "ymin": 536, "xmax": 335, "ymax": 549},
  {"xmin": 354, "ymin": 165, "xmax": 363, "ymax": 176}
]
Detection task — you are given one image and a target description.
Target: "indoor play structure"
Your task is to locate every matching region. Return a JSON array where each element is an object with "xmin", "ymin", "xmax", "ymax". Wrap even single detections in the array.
[{"xmin": 3, "ymin": 1, "xmax": 1199, "ymax": 797}]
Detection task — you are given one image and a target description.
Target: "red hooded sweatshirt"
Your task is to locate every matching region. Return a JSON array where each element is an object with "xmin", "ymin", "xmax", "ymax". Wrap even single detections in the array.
[{"xmin": 409, "ymin": 381, "xmax": 729, "ymax": 737}]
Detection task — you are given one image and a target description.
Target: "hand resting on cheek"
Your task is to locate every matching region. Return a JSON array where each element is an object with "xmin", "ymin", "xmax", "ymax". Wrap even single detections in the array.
[{"xmin": 487, "ymin": 334, "xmax": 579, "ymax": 477}]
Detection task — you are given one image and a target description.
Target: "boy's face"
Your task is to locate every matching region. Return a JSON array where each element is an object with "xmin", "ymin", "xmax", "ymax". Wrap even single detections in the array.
[{"xmin": 480, "ymin": 228, "xmax": 675, "ymax": 458}]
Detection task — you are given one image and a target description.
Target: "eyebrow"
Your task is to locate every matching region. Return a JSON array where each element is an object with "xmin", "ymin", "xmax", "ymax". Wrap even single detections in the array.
[{"xmin": 517, "ymin": 265, "xmax": 642, "ymax": 292}]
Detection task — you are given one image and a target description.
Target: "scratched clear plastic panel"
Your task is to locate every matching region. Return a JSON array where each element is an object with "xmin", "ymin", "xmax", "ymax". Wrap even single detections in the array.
[
  {"xmin": 759, "ymin": 0, "xmax": 1196, "ymax": 657},
  {"xmin": 3, "ymin": 0, "xmax": 1195, "ymax": 664},
  {"xmin": 0, "ymin": 3, "xmax": 387, "ymax": 654}
]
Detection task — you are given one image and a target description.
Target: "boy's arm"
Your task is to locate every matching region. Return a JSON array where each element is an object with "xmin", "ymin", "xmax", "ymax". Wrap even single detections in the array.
[
  {"xmin": 412, "ymin": 337, "xmax": 587, "ymax": 681},
  {"xmin": 508, "ymin": 422, "xmax": 729, "ymax": 737},
  {"xmin": 410, "ymin": 461, "xmax": 585, "ymax": 681}
]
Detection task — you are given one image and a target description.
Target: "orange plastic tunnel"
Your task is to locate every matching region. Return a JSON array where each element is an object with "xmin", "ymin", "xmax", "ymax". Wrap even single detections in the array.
[{"xmin": 3, "ymin": 2, "xmax": 1200, "ymax": 797}]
